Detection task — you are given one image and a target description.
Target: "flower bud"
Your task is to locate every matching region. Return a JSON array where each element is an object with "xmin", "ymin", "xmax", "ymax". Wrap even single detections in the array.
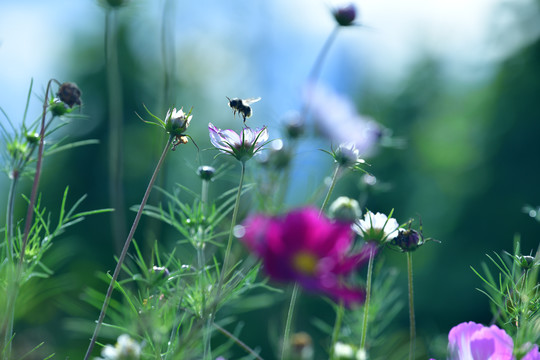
[
  {"xmin": 152, "ymin": 265, "xmax": 170, "ymax": 278},
  {"xmin": 517, "ymin": 255, "xmax": 537, "ymax": 270},
  {"xmin": 56, "ymin": 82, "xmax": 82, "ymax": 108},
  {"xmin": 25, "ymin": 132, "xmax": 40, "ymax": 144},
  {"xmin": 392, "ymin": 229, "xmax": 422, "ymax": 252},
  {"xmin": 333, "ymin": 4, "xmax": 357, "ymax": 26},
  {"xmin": 258, "ymin": 140, "xmax": 291, "ymax": 170},
  {"xmin": 7, "ymin": 141, "xmax": 28, "ymax": 160},
  {"xmin": 165, "ymin": 107, "xmax": 192, "ymax": 136},
  {"xmin": 282, "ymin": 111, "xmax": 305, "ymax": 140},
  {"xmin": 48, "ymin": 98, "xmax": 70, "ymax": 116},
  {"xmin": 334, "ymin": 143, "xmax": 364, "ymax": 168},
  {"xmin": 329, "ymin": 196, "xmax": 361, "ymax": 222},
  {"xmin": 197, "ymin": 165, "xmax": 216, "ymax": 181}
]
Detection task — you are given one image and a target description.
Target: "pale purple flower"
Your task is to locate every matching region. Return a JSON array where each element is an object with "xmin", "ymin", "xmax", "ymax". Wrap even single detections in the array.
[
  {"xmin": 241, "ymin": 207, "xmax": 377, "ymax": 306},
  {"xmin": 208, "ymin": 123, "xmax": 268, "ymax": 162},
  {"xmin": 304, "ymin": 83, "xmax": 382, "ymax": 156},
  {"xmin": 446, "ymin": 322, "xmax": 540, "ymax": 360}
]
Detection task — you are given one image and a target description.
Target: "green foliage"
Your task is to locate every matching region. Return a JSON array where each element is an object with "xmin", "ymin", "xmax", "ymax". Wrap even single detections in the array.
[{"xmin": 471, "ymin": 240, "xmax": 540, "ymax": 357}]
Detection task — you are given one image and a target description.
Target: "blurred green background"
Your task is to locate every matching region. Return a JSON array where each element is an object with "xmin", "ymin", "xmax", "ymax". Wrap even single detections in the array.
[{"xmin": 1, "ymin": 0, "xmax": 539, "ymax": 358}]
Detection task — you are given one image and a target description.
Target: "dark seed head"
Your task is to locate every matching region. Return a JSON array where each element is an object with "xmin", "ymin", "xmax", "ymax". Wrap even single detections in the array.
[{"xmin": 56, "ymin": 82, "xmax": 82, "ymax": 108}]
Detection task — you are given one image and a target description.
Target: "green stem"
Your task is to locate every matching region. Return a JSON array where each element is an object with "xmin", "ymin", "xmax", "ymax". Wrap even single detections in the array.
[
  {"xmin": 19, "ymin": 79, "xmax": 54, "ymax": 265},
  {"xmin": 84, "ymin": 135, "xmax": 174, "ymax": 360},
  {"xmin": 209, "ymin": 161, "xmax": 246, "ymax": 357},
  {"xmin": 198, "ymin": 178, "xmax": 209, "ymax": 359},
  {"xmin": 407, "ymin": 252, "xmax": 416, "ymax": 360},
  {"xmin": 5, "ymin": 174, "xmax": 19, "ymax": 262},
  {"xmin": 201, "ymin": 179, "xmax": 209, "ymax": 215},
  {"xmin": 302, "ymin": 25, "xmax": 340, "ymax": 117},
  {"xmin": 360, "ymin": 250, "xmax": 375, "ymax": 350},
  {"xmin": 106, "ymin": 8, "xmax": 127, "ymax": 256},
  {"xmin": 319, "ymin": 164, "xmax": 342, "ymax": 216},
  {"xmin": 281, "ymin": 283, "xmax": 300, "ymax": 360},
  {"xmin": 308, "ymin": 25, "xmax": 340, "ymax": 84},
  {"xmin": 214, "ymin": 322, "xmax": 264, "ymax": 360},
  {"xmin": 329, "ymin": 301, "xmax": 344, "ymax": 360},
  {"xmin": 219, "ymin": 161, "xmax": 246, "ymax": 287}
]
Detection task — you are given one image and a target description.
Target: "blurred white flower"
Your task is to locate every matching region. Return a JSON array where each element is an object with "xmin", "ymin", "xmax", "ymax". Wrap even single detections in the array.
[
  {"xmin": 356, "ymin": 348, "xmax": 368, "ymax": 360},
  {"xmin": 334, "ymin": 342, "xmax": 355, "ymax": 359},
  {"xmin": 304, "ymin": 83, "xmax": 382, "ymax": 156},
  {"xmin": 97, "ymin": 334, "xmax": 142, "ymax": 360}
]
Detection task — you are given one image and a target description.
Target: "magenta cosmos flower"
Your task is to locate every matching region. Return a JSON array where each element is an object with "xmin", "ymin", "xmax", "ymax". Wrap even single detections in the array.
[
  {"xmin": 240, "ymin": 207, "xmax": 377, "ymax": 306},
  {"xmin": 208, "ymin": 123, "xmax": 268, "ymax": 162},
  {"xmin": 434, "ymin": 321, "xmax": 540, "ymax": 360}
]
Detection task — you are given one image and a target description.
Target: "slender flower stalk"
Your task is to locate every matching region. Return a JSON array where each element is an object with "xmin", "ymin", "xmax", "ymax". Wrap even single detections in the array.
[
  {"xmin": 407, "ymin": 252, "xmax": 416, "ymax": 360},
  {"xmin": 360, "ymin": 249, "xmax": 375, "ymax": 351},
  {"xmin": 283, "ymin": 165, "xmax": 340, "ymax": 360},
  {"xmin": 319, "ymin": 164, "xmax": 342, "ymax": 216},
  {"xmin": 218, "ymin": 161, "xmax": 246, "ymax": 290},
  {"xmin": 329, "ymin": 301, "xmax": 345, "ymax": 360},
  {"xmin": 308, "ymin": 26, "xmax": 339, "ymax": 85},
  {"xmin": 105, "ymin": 7, "xmax": 127, "ymax": 255},
  {"xmin": 18, "ymin": 79, "xmax": 55, "ymax": 265},
  {"xmin": 84, "ymin": 135, "xmax": 175, "ymax": 359},
  {"xmin": 5, "ymin": 175, "xmax": 18, "ymax": 261},
  {"xmin": 281, "ymin": 282, "xmax": 300, "ymax": 360}
]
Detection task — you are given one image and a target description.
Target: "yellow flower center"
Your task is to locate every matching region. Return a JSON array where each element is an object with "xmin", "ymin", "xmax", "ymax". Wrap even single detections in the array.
[{"xmin": 292, "ymin": 252, "xmax": 319, "ymax": 275}]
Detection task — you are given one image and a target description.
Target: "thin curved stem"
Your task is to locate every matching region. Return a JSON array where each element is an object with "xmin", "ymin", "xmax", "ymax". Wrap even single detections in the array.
[
  {"xmin": 19, "ymin": 79, "xmax": 54, "ymax": 266},
  {"xmin": 360, "ymin": 250, "xmax": 375, "ymax": 350},
  {"xmin": 84, "ymin": 135, "xmax": 174, "ymax": 360},
  {"xmin": 281, "ymin": 283, "xmax": 300, "ymax": 360},
  {"xmin": 308, "ymin": 25, "xmax": 340, "ymax": 85},
  {"xmin": 302, "ymin": 25, "xmax": 340, "ymax": 117},
  {"xmin": 407, "ymin": 252, "xmax": 416, "ymax": 360},
  {"xmin": 319, "ymin": 164, "xmax": 342, "ymax": 216},
  {"xmin": 214, "ymin": 322, "xmax": 264, "ymax": 360}
]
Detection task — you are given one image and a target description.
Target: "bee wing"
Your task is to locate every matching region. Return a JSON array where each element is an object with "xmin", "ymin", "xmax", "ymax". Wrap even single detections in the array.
[{"xmin": 242, "ymin": 97, "xmax": 261, "ymax": 105}]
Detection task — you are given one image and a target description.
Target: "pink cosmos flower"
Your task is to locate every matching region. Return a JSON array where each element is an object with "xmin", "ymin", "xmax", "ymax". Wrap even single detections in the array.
[
  {"xmin": 208, "ymin": 123, "xmax": 268, "ymax": 162},
  {"xmin": 433, "ymin": 321, "xmax": 540, "ymax": 360},
  {"xmin": 240, "ymin": 207, "xmax": 377, "ymax": 306}
]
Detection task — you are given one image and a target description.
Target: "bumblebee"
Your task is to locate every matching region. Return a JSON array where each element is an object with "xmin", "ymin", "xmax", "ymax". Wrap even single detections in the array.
[{"xmin": 227, "ymin": 97, "xmax": 261, "ymax": 122}]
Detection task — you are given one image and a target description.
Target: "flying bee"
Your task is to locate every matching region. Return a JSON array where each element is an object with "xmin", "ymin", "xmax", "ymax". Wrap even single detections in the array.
[{"xmin": 227, "ymin": 97, "xmax": 261, "ymax": 123}]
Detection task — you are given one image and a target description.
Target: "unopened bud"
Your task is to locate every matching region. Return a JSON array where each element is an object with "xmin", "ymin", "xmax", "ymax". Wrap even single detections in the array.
[
  {"xmin": 329, "ymin": 197, "xmax": 361, "ymax": 222},
  {"xmin": 197, "ymin": 165, "xmax": 216, "ymax": 181},
  {"xmin": 333, "ymin": 4, "xmax": 357, "ymax": 26}
]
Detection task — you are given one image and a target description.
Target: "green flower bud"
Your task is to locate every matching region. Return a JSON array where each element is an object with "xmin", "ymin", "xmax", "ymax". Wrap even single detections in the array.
[
  {"xmin": 25, "ymin": 132, "xmax": 40, "ymax": 144},
  {"xmin": 517, "ymin": 255, "xmax": 537, "ymax": 270},
  {"xmin": 49, "ymin": 98, "xmax": 70, "ymax": 116},
  {"xmin": 197, "ymin": 165, "xmax": 216, "ymax": 181},
  {"xmin": 328, "ymin": 196, "xmax": 361, "ymax": 222}
]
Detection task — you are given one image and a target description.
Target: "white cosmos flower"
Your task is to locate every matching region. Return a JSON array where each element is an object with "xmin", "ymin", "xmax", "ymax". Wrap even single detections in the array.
[{"xmin": 354, "ymin": 210, "xmax": 399, "ymax": 243}]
